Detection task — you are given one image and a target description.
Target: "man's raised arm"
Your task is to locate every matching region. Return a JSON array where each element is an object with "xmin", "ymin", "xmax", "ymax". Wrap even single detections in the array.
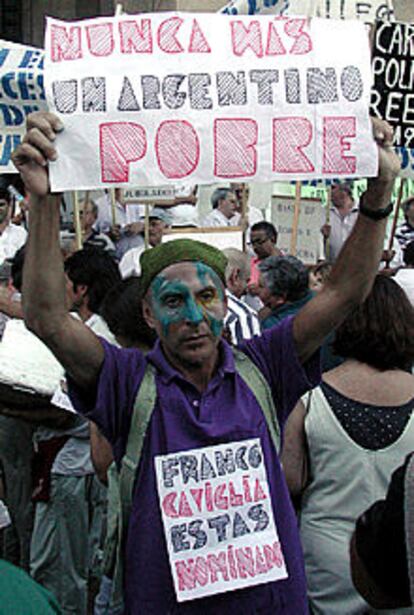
[
  {"xmin": 12, "ymin": 112, "xmax": 105, "ymax": 390},
  {"xmin": 293, "ymin": 118, "xmax": 401, "ymax": 364}
]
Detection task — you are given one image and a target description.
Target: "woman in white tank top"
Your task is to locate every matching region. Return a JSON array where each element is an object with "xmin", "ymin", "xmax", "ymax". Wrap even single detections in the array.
[{"xmin": 281, "ymin": 275, "xmax": 414, "ymax": 614}]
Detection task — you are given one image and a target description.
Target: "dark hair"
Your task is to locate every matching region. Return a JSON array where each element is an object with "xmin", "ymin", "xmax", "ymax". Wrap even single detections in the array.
[
  {"xmin": 64, "ymin": 247, "xmax": 121, "ymax": 314},
  {"xmin": 0, "ymin": 187, "xmax": 11, "ymax": 204},
  {"xmin": 100, "ymin": 277, "xmax": 156, "ymax": 348},
  {"xmin": 259, "ymin": 255, "xmax": 309, "ymax": 301},
  {"xmin": 11, "ymin": 245, "xmax": 26, "ymax": 291},
  {"xmin": 251, "ymin": 221, "xmax": 278, "ymax": 243},
  {"xmin": 333, "ymin": 275, "xmax": 414, "ymax": 371},
  {"xmin": 404, "ymin": 240, "xmax": 414, "ymax": 267},
  {"xmin": 211, "ymin": 188, "xmax": 234, "ymax": 209},
  {"xmin": 402, "ymin": 197, "xmax": 414, "ymax": 220}
]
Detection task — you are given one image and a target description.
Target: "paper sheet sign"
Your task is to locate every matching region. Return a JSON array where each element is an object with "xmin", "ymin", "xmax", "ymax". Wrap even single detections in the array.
[
  {"xmin": 154, "ymin": 438, "xmax": 287, "ymax": 602},
  {"xmin": 0, "ymin": 40, "xmax": 46, "ymax": 171},
  {"xmin": 44, "ymin": 12, "xmax": 378, "ymax": 191}
]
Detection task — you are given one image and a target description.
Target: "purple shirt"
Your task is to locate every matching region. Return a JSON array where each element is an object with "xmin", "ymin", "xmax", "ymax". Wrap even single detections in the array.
[{"xmin": 69, "ymin": 317, "xmax": 320, "ymax": 614}]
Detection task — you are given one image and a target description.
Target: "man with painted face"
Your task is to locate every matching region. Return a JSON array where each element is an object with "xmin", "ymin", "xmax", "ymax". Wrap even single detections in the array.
[{"xmin": 13, "ymin": 112, "xmax": 399, "ymax": 614}]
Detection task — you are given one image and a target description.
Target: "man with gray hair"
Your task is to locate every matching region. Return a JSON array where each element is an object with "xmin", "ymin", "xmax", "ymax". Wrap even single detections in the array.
[
  {"xmin": 258, "ymin": 256, "xmax": 313, "ymax": 329},
  {"xmin": 223, "ymin": 247, "xmax": 261, "ymax": 344},
  {"xmin": 202, "ymin": 188, "xmax": 238, "ymax": 227}
]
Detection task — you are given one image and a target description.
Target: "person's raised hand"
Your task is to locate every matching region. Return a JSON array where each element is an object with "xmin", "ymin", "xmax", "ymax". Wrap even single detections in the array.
[
  {"xmin": 11, "ymin": 112, "xmax": 63, "ymax": 197},
  {"xmin": 371, "ymin": 117, "xmax": 400, "ymax": 183}
]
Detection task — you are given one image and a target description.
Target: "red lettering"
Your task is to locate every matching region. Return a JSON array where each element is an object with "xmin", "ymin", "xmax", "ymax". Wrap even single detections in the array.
[
  {"xmin": 213, "ymin": 483, "xmax": 229, "ymax": 510},
  {"xmin": 242, "ymin": 475, "xmax": 252, "ymax": 503},
  {"xmin": 231, "ymin": 20, "xmax": 263, "ymax": 57},
  {"xmin": 214, "ymin": 118, "xmax": 258, "ymax": 178},
  {"xmin": 190, "ymin": 488, "xmax": 203, "ymax": 512},
  {"xmin": 158, "ymin": 17, "xmax": 184, "ymax": 54},
  {"xmin": 100, "ymin": 122, "xmax": 147, "ymax": 183},
  {"xmin": 266, "ymin": 21, "xmax": 287, "ymax": 55},
  {"xmin": 264, "ymin": 541, "xmax": 284, "ymax": 569},
  {"xmin": 228, "ymin": 480, "xmax": 244, "ymax": 507},
  {"xmin": 235, "ymin": 546, "xmax": 256, "ymax": 579},
  {"xmin": 178, "ymin": 492, "xmax": 193, "ymax": 517},
  {"xmin": 284, "ymin": 18, "xmax": 312, "ymax": 54},
  {"xmin": 195, "ymin": 556, "xmax": 209, "ymax": 586},
  {"xmin": 253, "ymin": 479, "xmax": 267, "ymax": 502},
  {"xmin": 176, "ymin": 558, "xmax": 196, "ymax": 591},
  {"xmin": 322, "ymin": 117, "xmax": 356, "ymax": 174},
  {"xmin": 50, "ymin": 25, "xmax": 82, "ymax": 62},
  {"xmin": 207, "ymin": 552, "xmax": 230, "ymax": 583},
  {"xmin": 227, "ymin": 545, "xmax": 238, "ymax": 579},
  {"xmin": 272, "ymin": 117, "xmax": 314, "ymax": 173},
  {"xmin": 205, "ymin": 481, "xmax": 214, "ymax": 512},
  {"xmin": 255, "ymin": 545, "xmax": 269, "ymax": 574},
  {"xmin": 86, "ymin": 23, "xmax": 114, "ymax": 57},
  {"xmin": 162, "ymin": 492, "xmax": 178, "ymax": 518},
  {"xmin": 189, "ymin": 19, "xmax": 211, "ymax": 53},
  {"xmin": 119, "ymin": 19, "xmax": 153, "ymax": 53},
  {"xmin": 155, "ymin": 120, "xmax": 200, "ymax": 179}
]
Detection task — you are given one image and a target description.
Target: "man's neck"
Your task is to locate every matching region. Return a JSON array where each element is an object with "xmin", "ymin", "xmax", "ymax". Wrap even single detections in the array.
[
  {"xmin": 0, "ymin": 220, "xmax": 9, "ymax": 235},
  {"xmin": 335, "ymin": 202, "xmax": 354, "ymax": 217},
  {"xmin": 78, "ymin": 304, "xmax": 94, "ymax": 323},
  {"xmin": 162, "ymin": 345, "xmax": 220, "ymax": 393}
]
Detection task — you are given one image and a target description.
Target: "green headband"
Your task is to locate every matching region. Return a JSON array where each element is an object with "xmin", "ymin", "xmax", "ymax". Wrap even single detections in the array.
[{"xmin": 140, "ymin": 239, "xmax": 228, "ymax": 295}]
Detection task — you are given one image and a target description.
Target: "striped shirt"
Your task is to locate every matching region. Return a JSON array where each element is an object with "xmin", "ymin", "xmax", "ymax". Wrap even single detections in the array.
[
  {"xmin": 396, "ymin": 222, "xmax": 414, "ymax": 252},
  {"xmin": 224, "ymin": 290, "xmax": 261, "ymax": 345}
]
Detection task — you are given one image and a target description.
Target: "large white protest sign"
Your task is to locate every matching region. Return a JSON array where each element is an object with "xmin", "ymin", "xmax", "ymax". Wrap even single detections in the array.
[
  {"xmin": 314, "ymin": 0, "xmax": 394, "ymax": 21},
  {"xmin": 164, "ymin": 227, "xmax": 244, "ymax": 250},
  {"xmin": 271, "ymin": 194, "xmax": 323, "ymax": 261},
  {"xmin": 0, "ymin": 40, "xmax": 46, "ymax": 171},
  {"xmin": 219, "ymin": 0, "xmax": 393, "ymax": 22},
  {"xmin": 44, "ymin": 13, "xmax": 377, "ymax": 191},
  {"xmin": 155, "ymin": 438, "xmax": 287, "ymax": 602}
]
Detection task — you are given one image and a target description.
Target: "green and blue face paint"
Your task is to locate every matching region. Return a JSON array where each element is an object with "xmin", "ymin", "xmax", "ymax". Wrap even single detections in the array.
[{"xmin": 150, "ymin": 263, "xmax": 225, "ymax": 338}]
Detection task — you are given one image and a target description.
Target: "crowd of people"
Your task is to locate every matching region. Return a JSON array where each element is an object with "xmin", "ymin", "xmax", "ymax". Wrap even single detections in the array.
[{"xmin": 0, "ymin": 111, "xmax": 412, "ymax": 615}]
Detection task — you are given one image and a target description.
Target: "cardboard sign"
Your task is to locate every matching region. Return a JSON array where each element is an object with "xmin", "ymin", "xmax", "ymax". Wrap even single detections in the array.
[
  {"xmin": 164, "ymin": 227, "xmax": 244, "ymax": 250},
  {"xmin": 315, "ymin": 0, "xmax": 394, "ymax": 21},
  {"xmin": 44, "ymin": 13, "xmax": 377, "ymax": 191},
  {"xmin": 271, "ymin": 194, "xmax": 323, "ymax": 262},
  {"xmin": 154, "ymin": 438, "xmax": 287, "ymax": 602},
  {"xmin": 0, "ymin": 40, "xmax": 46, "ymax": 171},
  {"xmin": 371, "ymin": 21, "xmax": 414, "ymax": 149},
  {"xmin": 219, "ymin": 0, "xmax": 393, "ymax": 22},
  {"xmin": 123, "ymin": 185, "xmax": 176, "ymax": 203}
]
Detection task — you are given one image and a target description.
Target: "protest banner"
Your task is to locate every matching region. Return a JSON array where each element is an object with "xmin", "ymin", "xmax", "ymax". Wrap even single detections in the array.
[
  {"xmin": 154, "ymin": 438, "xmax": 287, "ymax": 601},
  {"xmin": 164, "ymin": 226, "xmax": 244, "ymax": 251},
  {"xmin": 123, "ymin": 185, "xmax": 177, "ymax": 203},
  {"xmin": 371, "ymin": 21, "xmax": 414, "ymax": 149},
  {"xmin": 314, "ymin": 0, "xmax": 394, "ymax": 21},
  {"xmin": 0, "ymin": 39, "xmax": 46, "ymax": 171},
  {"xmin": 371, "ymin": 20, "xmax": 414, "ymax": 177},
  {"xmin": 44, "ymin": 12, "xmax": 377, "ymax": 191},
  {"xmin": 219, "ymin": 0, "xmax": 393, "ymax": 21},
  {"xmin": 271, "ymin": 194, "xmax": 323, "ymax": 262}
]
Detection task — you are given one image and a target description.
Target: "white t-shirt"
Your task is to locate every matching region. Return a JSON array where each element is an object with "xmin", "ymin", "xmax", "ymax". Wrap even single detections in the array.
[{"xmin": 0, "ymin": 224, "xmax": 27, "ymax": 263}]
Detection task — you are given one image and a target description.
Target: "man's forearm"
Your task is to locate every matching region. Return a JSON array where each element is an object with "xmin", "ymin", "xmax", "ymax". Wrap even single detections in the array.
[{"xmin": 22, "ymin": 193, "xmax": 67, "ymax": 339}]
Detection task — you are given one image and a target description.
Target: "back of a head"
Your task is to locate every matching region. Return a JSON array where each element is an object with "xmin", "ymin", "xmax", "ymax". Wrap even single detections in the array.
[
  {"xmin": 11, "ymin": 245, "xmax": 25, "ymax": 292},
  {"xmin": 100, "ymin": 277, "xmax": 156, "ymax": 349},
  {"xmin": 334, "ymin": 275, "xmax": 414, "ymax": 371},
  {"xmin": 223, "ymin": 248, "xmax": 250, "ymax": 284},
  {"xmin": 404, "ymin": 241, "xmax": 414, "ymax": 267},
  {"xmin": 259, "ymin": 255, "xmax": 309, "ymax": 301},
  {"xmin": 250, "ymin": 221, "xmax": 277, "ymax": 243},
  {"xmin": 64, "ymin": 247, "xmax": 121, "ymax": 314},
  {"xmin": 211, "ymin": 188, "xmax": 231, "ymax": 209}
]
